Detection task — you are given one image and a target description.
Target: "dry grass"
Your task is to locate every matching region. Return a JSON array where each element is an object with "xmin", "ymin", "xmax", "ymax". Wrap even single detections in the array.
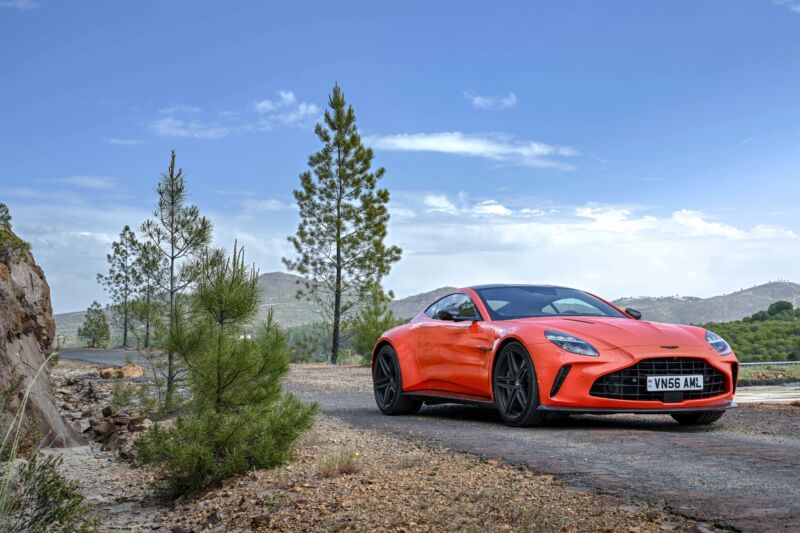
[{"xmin": 318, "ymin": 450, "xmax": 360, "ymax": 478}]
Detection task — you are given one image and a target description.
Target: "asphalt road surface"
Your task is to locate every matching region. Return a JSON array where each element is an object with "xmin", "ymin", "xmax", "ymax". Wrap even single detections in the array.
[{"xmin": 62, "ymin": 349, "xmax": 800, "ymax": 532}]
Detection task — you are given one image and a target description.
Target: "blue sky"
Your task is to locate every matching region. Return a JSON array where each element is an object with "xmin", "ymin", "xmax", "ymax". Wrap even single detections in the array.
[{"xmin": 2, "ymin": 0, "xmax": 800, "ymax": 313}]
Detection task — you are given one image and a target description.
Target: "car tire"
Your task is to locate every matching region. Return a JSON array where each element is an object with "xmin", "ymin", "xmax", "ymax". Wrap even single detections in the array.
[
  {"xmin": 373, "ymin": 345, "xmax": 422, "ymax": 415},
  {"xmin": 492, "ymin": 341, "xmax": 547, "ymax": 427},
  {"xmin": 671, "ymin": 411, "xmax": 725, "ymax": 425}
]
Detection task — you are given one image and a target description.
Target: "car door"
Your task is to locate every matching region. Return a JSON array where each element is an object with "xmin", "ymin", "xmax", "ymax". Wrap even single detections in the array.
[{"xmin": 420, "ymin": 293, "xmax": 495, "ymax": 398}]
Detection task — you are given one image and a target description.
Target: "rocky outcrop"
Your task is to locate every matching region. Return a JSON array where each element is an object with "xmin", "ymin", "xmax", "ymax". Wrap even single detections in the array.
[{"xmin": 0, "ymin": 226, "xmax": 84, "ymax": 447}]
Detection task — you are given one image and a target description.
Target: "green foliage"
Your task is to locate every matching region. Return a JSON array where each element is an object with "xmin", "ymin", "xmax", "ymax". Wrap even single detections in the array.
[
  {"xmin": 706, "ymin": 302, "xmax": 800, "ymax": 361},
  {"xmin": 129, "ymin": 241, "xmax": 167, "ymax": 349},
  {"xmin": 77, "ymin": 301, "xmax": 110, "ymax": 349},
  {"xmin": 352, "ymin": 286, "xmax": 403, "ymax": 364},
  {"xmin": 283, "ymin": 84, "xmax": 402, "ymax": 364},
  {"xmin": 767, "ymin": 300, "xmax": 793, "ymax": 316},
  {"xmin": 141, "ymin": 150, "xmax": 213, "ymax": 411},
  {"xmin": 1, "ymin": 355, "xmax": 98, "ymax": 532},
  {"xmin": 0, "ymin": 203, "xmax": 10, "ymax": 227},
  {"xmin": 97, "ymin": 225, "xmax": 141, "ymax": 348},
  {"xmin": 137, "ymin": 245, "xmax": 316, "ymax": 499},
  {"xmin": 0, "ymin": 454, "xmax": 98, "ymax": 533}
]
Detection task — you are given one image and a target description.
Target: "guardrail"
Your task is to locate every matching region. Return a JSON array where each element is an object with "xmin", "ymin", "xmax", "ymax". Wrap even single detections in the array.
[{"xmin": 740, "ymin": 361, "xmax": 800, "ymax": 367}]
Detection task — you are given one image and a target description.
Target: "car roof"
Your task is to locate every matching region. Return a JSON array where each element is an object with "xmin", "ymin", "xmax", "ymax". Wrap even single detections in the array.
[{"xmin": 467, "ymin": 283, "xmax": 573, "ymax": 291}]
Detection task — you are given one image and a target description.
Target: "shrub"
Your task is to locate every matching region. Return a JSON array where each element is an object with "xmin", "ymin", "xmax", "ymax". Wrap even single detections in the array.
[
  {"xmin": 1, "ymin": 356, "xmax": 98, "ymax": 532},
  {"xmin": 352, "ymin": 285, "xmax": 403, "ymax": 365},
  {"xmin": 77, "ymin": 302, "xmax": 110, "ymax": 349},
  {"xmin": 0, "ymin": 454, "xmax": 98, "ymax": 532},
  {"xmin": 318, "ymin": 451, "xmax": 359, "ymax": 478},
  {"xmin": 137, "ymin": 245, "xmax": 316, "ymax": 499}
]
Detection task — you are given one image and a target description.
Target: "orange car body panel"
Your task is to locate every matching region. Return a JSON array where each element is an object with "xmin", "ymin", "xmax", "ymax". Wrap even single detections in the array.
[{"xmin": 374, "ymin": 287, "xmax": 738, "ymax": 411}]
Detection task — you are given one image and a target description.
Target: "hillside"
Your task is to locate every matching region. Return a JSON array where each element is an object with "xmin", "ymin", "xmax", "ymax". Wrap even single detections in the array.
[
  {"xmin": 56, "ymin": 279, "xmax": 800, "ymax": 339},
  {"xmin": 55, "ymin": 272, "xmax": 456, "ymax": 338},
  {"xmin": 613, "ymin": 282, "xmax": 800, "ymax": 324},
  {"xmin": 703, "ymin": 302, "xmax": 800, "ymax": 362}
]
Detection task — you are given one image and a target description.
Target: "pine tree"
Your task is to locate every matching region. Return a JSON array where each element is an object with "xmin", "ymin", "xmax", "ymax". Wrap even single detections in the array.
[
  {"xmin": 131, "ymin": 241, "xmax": 166, "ymax": 348},
  {"xmin": 137, "ymin": 244, "xmax": 316, "ymax": 498},
  {"xmin": 142, "ymin": 151, "xmax": 212, "ymax": 410},
  {"xmin": 78, "ymin": 301, "xmax": 110, "ymax": 348},
  {"xmin": 0, "ymin": 203, "xmax": 10, "ymax": 227},
  {"xmin": 283, "ymin": 84, "xmax": 402, "ymax": 364},
  {"xmin": 97, "ymin": 225, "xmax": 141, "ymax": 348},
  {"xmin": 352, "ymin": 285, "xmax": 402, "ymax": 364}
]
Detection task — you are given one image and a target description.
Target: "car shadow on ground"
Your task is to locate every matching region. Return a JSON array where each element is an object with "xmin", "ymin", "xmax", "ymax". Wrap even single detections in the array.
[{"xmin": 414, "ymin": 403, "xmax": 725, "ymax": 434}]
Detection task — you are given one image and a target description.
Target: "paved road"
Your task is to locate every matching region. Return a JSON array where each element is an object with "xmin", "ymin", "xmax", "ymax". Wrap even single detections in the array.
[
  {"xmin": 287, "ymin": 386, "xmax": 800, "ymax": 533},
  {"xmin": 59, "ymin": 347, "xmax": 148, "ymax": 366},
  {"xmin": 62, "ymin": 349, "xmax": 800, "ymax": 532}
]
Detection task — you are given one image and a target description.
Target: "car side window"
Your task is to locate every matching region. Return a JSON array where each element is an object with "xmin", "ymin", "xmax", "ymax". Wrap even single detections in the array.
[{"xmin": 426, "ymin": 293, "xmax": 481, "ymax": 320}]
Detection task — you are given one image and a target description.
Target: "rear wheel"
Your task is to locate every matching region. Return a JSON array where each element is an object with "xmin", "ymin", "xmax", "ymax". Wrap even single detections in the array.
[
  {"xmin": 373, "ymin": 345, "xmax": 422, "ymax": 415},
  {"xmin": 493, "ymin": 342, "xmax": 547, "ymax": 427},
  {"xmin": 671, "ymin": 411, "xmax": 725, "ymax": 425}
]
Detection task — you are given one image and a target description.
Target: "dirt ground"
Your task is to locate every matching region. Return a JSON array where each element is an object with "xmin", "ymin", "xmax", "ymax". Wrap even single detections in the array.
[{"xmin": 51, "ymin": 360, "xmax": 727, "ymax": 532}]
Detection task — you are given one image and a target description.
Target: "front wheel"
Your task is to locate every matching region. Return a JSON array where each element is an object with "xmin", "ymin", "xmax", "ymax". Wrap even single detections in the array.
[
  {"xmin": 671, "ymin": 411, "xmax": 725, "ymax": 425},
  {"xmin": 492, "ymin": 342, "xmax": 547, "ymax": 427},
  {"xmin": 373, "ymin": 345, "xmax": 422, "ymax": 415}
]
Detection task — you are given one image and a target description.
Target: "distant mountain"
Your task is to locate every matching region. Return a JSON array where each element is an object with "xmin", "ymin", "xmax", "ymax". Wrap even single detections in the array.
[
  {"xmin": 54, "ymin": 272, "xmax": 456, "ymax": 338},
  {"xmin": 56, "ymin": 278, "xmax": 800, "ymax": 339},
  {"xmin": 613, "ymin": 282, "xmax": 800, "ymax": 325}
]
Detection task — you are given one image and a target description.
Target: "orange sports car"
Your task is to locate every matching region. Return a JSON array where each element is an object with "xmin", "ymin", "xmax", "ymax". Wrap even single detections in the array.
[{"xmin": 371, "ymin": 285, "xmax": 738, "ymax": 426}]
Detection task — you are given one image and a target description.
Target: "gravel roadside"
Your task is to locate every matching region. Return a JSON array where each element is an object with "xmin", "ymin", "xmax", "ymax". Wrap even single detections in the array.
[{"xmin": 48, "ymin": 360, "xmax": 729, "ymax": 532}]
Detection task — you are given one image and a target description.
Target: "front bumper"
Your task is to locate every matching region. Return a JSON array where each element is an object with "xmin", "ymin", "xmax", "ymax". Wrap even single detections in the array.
[{"xmin": 534, "ymin": 344, "xmax": 738, "ymax": 412}]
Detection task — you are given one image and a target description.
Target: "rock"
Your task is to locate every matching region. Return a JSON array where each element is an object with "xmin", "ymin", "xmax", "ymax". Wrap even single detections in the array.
[
  {"xmin": 102, "ymin": 405, "xmax": 114, "ymax": 417},
  {"xmin": 131, "ymin": 418, "xmax": 152, "ymax": 432},
  {"xmin": 100, "ymin": 368, "xmax": 118, "ymax": 379},
  {"xmin": 121, "ymin": 363, "xmax": 144, "ymax": 379},
  {"xmin": 0, "ymin": 226, "xmax": 84, "ymax": 447},
  {"xmin": 91, "ymin": 419, "xmax": 116, "ymax": 436},
  {"xmin": 70, "ymin": 418, "xmax": 91, "ymax": 433}
]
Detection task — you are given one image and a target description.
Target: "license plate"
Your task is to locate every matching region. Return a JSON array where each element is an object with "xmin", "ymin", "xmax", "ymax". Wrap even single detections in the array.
[{"xmin": 646, "ymin": 375, "xmax": 703, "ymax": 392}]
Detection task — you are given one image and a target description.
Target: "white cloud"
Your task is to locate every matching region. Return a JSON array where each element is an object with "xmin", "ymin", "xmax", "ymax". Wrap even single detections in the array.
[
  {"xmin": 242, "ymin": 198, "xmax": 293, "ymax": 212},
  {"xmin": 464, "ymin": 91, "xmax": 517, "ymax": 110},
  {"xmin": 104, "ymin": 138, "xmax": 145, "ymax": 145},
  {"xmin": 149, "ymin": 92, "xmax": 319, "ymax": 139},
  {"xmin": 254, "ymin": 91, "xmax": 297, "ymax": 113},
  {"xmin": 775, "ymin": 0, "xmax": 800, "ymax": 13},
  {"xmin": 255, "ymin": 91, "xmax": 319, "ymax": 128},
  {"xmin": 44, "ymin": 176, "xmax": 119, "ymax": 190},
  {"xmin": 423, "ymin": 194, "xmax": 457, "ymax": 214},
  {"xmin": 368, "ymin": 132, "xmax": 579, "ymax": 169},
  {"xmin": 0, "ymin": 0, "xmax": 39, "ymax": 9},
  {"xmin": 384, "ymin": 202, "xmax": 799, "ymax": 302},
  {"xmin": 150, "ymin": 116, "xmax": 231, "ymax": 140},
  {"xmin": 473, "ymin": 200, "xmax": 512, "ymax": 216}
]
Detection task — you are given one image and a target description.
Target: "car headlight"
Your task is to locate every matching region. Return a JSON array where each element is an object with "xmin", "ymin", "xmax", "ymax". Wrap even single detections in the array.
[
  {"xmin": 545, "ymin": 330, "xmax": 599, "ymax": 357},
  {"xmin": 706, "ymin": 330, "xmax": 732, "ymax": 355}
]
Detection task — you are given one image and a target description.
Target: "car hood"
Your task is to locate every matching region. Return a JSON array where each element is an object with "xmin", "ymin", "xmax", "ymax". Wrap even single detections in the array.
[{"xmin": 507, "ymin": 316, "xmax": 706, "ymax": 349}]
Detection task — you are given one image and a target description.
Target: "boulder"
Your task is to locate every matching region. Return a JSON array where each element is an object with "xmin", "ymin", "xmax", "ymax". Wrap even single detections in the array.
[
  {"xmin": 120, "ymin": 363, "xmax": 144, "ymax": 379},
  {"xmin": 0, "ymin": 227, "xmax": 84, "ymax": 447},
  {"xmin": 99, "ymin": 368, "xmax": 118, "ymax": 379}
]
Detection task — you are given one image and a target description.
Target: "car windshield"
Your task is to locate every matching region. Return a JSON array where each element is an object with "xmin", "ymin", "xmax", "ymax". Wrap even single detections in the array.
[{"xmin": 474, "ymin": 286, "xmax": 627, "ymax": 320}]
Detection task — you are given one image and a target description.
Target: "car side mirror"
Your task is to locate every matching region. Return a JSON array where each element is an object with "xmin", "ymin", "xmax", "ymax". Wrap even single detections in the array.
[
  {"xmin": 625, "ymin": 308, "xmax": 642, "ymax": 320},
  {"xmin": 436, "ymin": 310, "xmax": 455, "ymax": 321}
]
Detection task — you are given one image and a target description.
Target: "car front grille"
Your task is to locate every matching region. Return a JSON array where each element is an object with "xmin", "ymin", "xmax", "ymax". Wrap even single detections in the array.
[{"xmin": 589, "ymin": 357, "xmax": 728, "ymax": 402}]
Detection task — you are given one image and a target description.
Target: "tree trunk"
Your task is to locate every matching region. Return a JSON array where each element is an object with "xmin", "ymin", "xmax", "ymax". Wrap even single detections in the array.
[
  {"xmin": 331, "ymin": 196, "xmax": 342, "ymax": 365},
  {"xmin": 144, "ymin": 290, "xmax": 151, "ymax": 349},
  {"xmin": 166, "ymin": 253, "xmax": 176, "ymax": 412},
  {"xmin": 122, "ymin": 298, "xmax": 129, "ymax": 348}
]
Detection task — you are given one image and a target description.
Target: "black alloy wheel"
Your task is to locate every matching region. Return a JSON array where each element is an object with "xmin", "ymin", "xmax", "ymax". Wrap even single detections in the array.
[
  {"xmin": 373, "ymin": 345, "xmax": 422, "ymax": 415},
  {"xmin": 493, "ymin": 342, "xmax": 547, "ymax": 427}
]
